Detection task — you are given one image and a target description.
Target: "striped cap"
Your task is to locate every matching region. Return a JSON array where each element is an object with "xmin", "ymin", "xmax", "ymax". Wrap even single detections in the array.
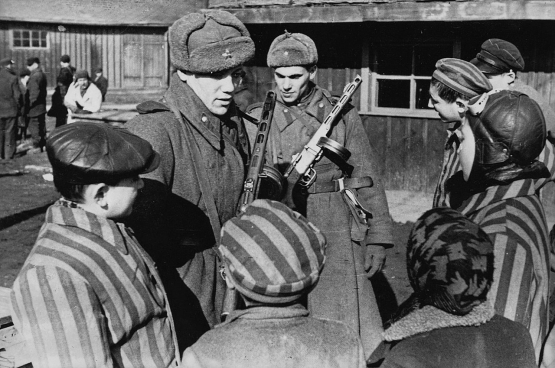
[
  {"xmin": 219, "ymin": 199, "xmax": 326, "ymax": 304},
  {"xmin": 433, "ymin": 58, "xmax": 492, "ymax": 98}
]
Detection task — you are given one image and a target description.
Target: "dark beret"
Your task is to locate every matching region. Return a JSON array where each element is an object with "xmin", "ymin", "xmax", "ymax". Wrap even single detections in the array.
[
  {"xmin": 169, "ymin": 10, "xmax": 255, "ymax": 74},
  {"xmin": 60, "ymin": 54, "xmax": 71, "ymax": 63},
  {"xmin": 46, "ymin": 122, "xmax": 160, "ymax": 185},
  {"xmin": 26, "ymin": 57, "xmax": 40, "ymax": 66},
  {"xmin": 267, "ymin": 32, "xmax": 318, "ymax": 68},
  {"xmin": 94, "ymin": 67, "xmax": 103, "ymax": 73},
  {"xmin": 74, "ymin": 70, "xmax": 89, "ymax": 80},
  {"xmin": 433, "ymin": 58, "xmax": 492, "ymax": 98},
  {"xmin": 470, "ymin": 38, "xmax": 525, "ymax": 74}
]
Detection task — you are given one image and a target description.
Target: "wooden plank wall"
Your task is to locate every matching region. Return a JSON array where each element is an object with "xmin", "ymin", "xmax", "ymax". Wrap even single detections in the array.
[{"xmin": 0, "ymin": 22, "xmax": 167, "ymax": 91}]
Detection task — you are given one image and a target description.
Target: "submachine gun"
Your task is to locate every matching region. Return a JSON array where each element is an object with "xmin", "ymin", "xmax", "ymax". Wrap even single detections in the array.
[
  {"xmin": 284, "ymin": 75, "xmax": 363, "ymax": 185},
  {"xmin": 221, "ymin": 90, "xmax": 285, "ymax": 321}
]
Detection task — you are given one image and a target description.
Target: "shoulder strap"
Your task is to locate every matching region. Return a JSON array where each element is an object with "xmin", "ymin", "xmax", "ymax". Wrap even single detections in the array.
[{"xmin": 166, "ymin": 101, "xmax": 221, "ymax": 239}]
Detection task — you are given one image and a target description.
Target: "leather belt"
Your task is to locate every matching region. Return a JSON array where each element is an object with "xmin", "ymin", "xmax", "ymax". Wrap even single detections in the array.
[{"xmin": 307, "ymin": 176, "xmax": 373, "ymax": 194}]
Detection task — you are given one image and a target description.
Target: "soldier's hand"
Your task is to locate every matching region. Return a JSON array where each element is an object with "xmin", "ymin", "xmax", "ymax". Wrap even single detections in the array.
[{"xmin": 364, "ymin": 244, "xmax": 386, "ymax": 278}]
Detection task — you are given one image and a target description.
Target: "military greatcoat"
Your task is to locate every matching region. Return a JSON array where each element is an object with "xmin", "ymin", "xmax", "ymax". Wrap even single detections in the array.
[
  {"xmin": 125, "ymin": 73, "xmax": 249, "ymax": 348},
  {"xmin": 247, "ymin": 83, "xmax": 393, "ymax": 358}
]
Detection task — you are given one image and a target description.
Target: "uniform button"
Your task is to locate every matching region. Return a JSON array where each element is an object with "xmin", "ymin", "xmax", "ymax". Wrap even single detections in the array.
[
  {"xmin": 319, "ymin": 103, "xmax": 324, "ymax": 108},
  {"xmin": 284, "ymin": 109, "xmax": 288, "ymax": 113},
  {"xmin": 201, "ymin": 116, "xmax": 208, "ymax": 122}
]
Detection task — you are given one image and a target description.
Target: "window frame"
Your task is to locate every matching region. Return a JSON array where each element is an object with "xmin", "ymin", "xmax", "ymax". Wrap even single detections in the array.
[
  {"xmin": 361, "ymin": 40, "xmax": 460, "ymax": 118},
  {"xmin": 12, "ymin": 29, "xmax": 49, "ymax": 50}
]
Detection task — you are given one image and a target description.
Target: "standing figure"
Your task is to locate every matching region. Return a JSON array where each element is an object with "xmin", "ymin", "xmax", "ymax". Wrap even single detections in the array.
[
  {"xmin": 247, "ymin": 32, "xmax": 393, "ymax": 359},
  {"xmin": 125, "ymin": 10, "xmax": 254, "ymax": 350},
  {"xmin": 0, "ymin": 58, "xmax": 21, "ymax": 159},
  {"xmin": 380, "ymin": 207, "xmax": 537, "ymax": 368},
  {"xmin": 49, "ymin": 54, "xmax": 75, "ymax": 127},
  {"xmin": 448, "ymin": 89, "xmax": 551, "ymax": 362},
  {"xmin": 10, "ymin": 122, "xmax": 180, "ymax": 368},
  {"xmin": 182, "ymin": 199, "xmax": 367, "ymax": 368},
  {"xmin": 93, "ymin": 67, "xmax": 108, "ymax": 102},
  {"xmin": 26, "ymin": 57, "xmax": 47, "ymax": 150},
  {"xmin": 17, "ymin": 68, "xmax": 30, "ymax": 142},
  {"xmin": 64, "ymin": 70, "xmax": 103, "ymax": 123}
]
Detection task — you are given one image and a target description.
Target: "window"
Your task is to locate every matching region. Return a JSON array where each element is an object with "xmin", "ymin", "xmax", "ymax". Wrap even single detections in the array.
[
  {"xmin": 366, "ymin": 42, "xmax": 454, "ymax": 117},
  {"xmin": 12, "ymin": 30, "xmax": 48, "ymax": 49}
]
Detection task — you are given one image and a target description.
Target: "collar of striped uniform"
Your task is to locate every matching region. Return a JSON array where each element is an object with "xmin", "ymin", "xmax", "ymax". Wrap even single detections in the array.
[
  {"xmin": 456, "ymin": 178, "xmax": 536, "ymax": 216},
  {"xmin": 47, "ymin": 199, "xmax": 129, "ymax": 254},
  {"xmin": 383, "ymin": 301, "xmax": 494, "ymax": 341}
]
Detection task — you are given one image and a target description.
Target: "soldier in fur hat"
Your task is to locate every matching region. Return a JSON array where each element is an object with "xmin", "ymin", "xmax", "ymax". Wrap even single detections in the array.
[
  {"xmin": 246, "ymin": 32, "xmax": 394, "ymax": 361},
  {"xmin": 125, "ymin": 10, "xmax": 255, "ymax": 351}
]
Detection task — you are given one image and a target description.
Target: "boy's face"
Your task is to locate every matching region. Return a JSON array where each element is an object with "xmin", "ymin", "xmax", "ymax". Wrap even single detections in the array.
[
  {"xmin": 104, "ymin": 176, "xmax": 143, "ymax": 219},
  {"xmin": 428, "ymin": 84, "xmax": 466, "ymax": 123}
]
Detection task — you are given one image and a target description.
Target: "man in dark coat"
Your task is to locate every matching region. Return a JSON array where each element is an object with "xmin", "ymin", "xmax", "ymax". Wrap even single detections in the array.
[
  {"xmin": 246, "ymin": 32, "xmax": 394, "ymax": 360},
  {"xmin": 49, "ymin": 54, "xmax": 75, "ymax": 127},
  {"xmin": 125, "ymin": 10, "xmax": 254, "ymax": 352},
  {"xmin": 0, "ymin": 58, "xmax": 21, "ymax": 159},
  {"xmin": 26, "ymin": 57, "xmax": 47, "ymax": 150},
  {"xmin": 92, "ymin": 67, "xmax": 108, "ymax": 102},
  {"xmin": 17, "ymin": 68, "xmax": 30, "ymax": 142}
]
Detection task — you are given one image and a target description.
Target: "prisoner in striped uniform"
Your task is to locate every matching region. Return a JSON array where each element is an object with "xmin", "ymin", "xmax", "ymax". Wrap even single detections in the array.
[
  {"xmin": 10, "ymin": 122, "xmax": 179, "ymax": 368},
  {"xmin": 182, "ymin": 199, "xmax": 367, "ymax": 368},
  {"xmin": 449, "ymin": 90, "xmax": 551, "ymax": 362}
]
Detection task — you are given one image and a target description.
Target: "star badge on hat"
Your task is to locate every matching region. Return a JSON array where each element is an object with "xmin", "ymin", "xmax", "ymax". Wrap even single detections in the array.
[{"xmin": 222, "ymin": 49, "xmax": 232, "ymax": 59}]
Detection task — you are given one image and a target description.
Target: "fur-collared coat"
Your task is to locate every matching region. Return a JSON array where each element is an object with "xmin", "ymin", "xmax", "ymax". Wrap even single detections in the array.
[{"xmin": 380, "ymin": 303, "xmax": 536, "ymax": 368}]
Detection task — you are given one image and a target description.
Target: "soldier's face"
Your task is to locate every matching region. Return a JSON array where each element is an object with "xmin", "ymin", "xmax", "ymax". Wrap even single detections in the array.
[
  {"xmin": 274, "ymin": 66, "xmax": 317, "ymax": 105},
  {"xmin": 181, "ymin": 67, "xmax": 244, "ymax": 116}
]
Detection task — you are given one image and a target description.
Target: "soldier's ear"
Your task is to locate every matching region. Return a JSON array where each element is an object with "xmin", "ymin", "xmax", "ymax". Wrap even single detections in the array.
[{"xmin": 308, "ymin": 65, "xmax": 317, "ymax": 80}]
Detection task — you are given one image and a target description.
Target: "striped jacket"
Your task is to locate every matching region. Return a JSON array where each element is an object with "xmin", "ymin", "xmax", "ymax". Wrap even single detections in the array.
[{"xmin": 10, "ymin": 200, "xmax": 177, "ymax": 368}]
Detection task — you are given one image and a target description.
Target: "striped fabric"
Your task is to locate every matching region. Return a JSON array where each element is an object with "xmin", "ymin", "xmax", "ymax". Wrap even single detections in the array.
[
  {"xmin": 219, "ymin": 199, "xmax": 326, "ymax": 304},
  {"xmin": 456, "ymin": 185, "xmax": 550, "ymax": 363},
  {"xmin": 10, "ymin": 201, "xmax": 176, "ymax": 368},
  {"xmin": 433, "ymin": 58, "xmax": 492, "ymax": 98}
]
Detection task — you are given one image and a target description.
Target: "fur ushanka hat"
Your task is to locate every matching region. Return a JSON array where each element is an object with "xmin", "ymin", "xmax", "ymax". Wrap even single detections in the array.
[
  {"xmin": 267, "ymin": 32, "xmax": 318, "ymax": 68},
  {"xmin": 169, "ymin": 10, "xmax": 255, "ymax": 74}
]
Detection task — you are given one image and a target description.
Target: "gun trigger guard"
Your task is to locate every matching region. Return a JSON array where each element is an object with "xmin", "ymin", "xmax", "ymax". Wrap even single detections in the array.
[{"xmin": 299, "ymin": 167, "xmax": 317, "ymax": 188}]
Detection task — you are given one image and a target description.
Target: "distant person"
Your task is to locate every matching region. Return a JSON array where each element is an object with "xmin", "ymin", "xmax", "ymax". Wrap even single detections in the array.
[
  {"xmin": 48, "ymin": 54, "xmax": 75, "ymax": 127},
  {"xmin": 17, "ymin": 68, "xmax": 30, "ymax": 142},
  {"xmin": 182, "ymin": 199, "xmax": 366, "ymax": 368},
  {"xmin": 378, "ymin": 207, "xmax": 537, "ymax": 368},
  {"xmin": 92, "ymin": 67, "xmax": 108, "ymax": 102},
  {"xmin": 10, "ymin": 122, "xmax": 181, "ymax": 368},
  {"xmin": 64, "ymin": 70, "xmax": 102, "ymax": 123},
  {"xmin": 26, "ymin": 57, "xmax": 47, "ymax": 150},
  {"xmin": 232, "ymin": 68, "xmax": 254, "ymax": 111},
  {"xmin": 0, "ymin": 58, "xmax": 21, "ymax": 159}
]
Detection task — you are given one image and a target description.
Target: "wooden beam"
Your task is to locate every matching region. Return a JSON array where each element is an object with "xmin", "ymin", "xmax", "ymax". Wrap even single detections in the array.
[{"xmin": 226, "ymin": 1, "xmax": 555, "ymax": 24}]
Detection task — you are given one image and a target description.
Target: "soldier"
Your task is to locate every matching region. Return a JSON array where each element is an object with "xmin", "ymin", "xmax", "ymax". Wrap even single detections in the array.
[
  {"xmin": 0, "ymin": 58, "xmax": 20, "ymax": 159},
  {"xmin": 247, "ymin": 32, "xmax": 393, "ymax": 360},
  {"xmin": 125, "ymin": 10, "xmax": 254, "ymax": 351}
]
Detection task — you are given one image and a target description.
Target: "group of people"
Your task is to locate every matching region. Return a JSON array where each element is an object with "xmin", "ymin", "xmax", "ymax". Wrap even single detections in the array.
[
  {"xmin": 0, "ymin": 54, "xmax": 108, "ymax": 159},
  {"xmin": 5, "ymin": 9, "xmax": 555, "ymax": 368}
]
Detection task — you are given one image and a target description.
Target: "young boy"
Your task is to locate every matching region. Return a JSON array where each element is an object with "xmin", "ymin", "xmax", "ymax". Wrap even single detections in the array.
[
  {"xmin": 181, "ymin": 199, "xmax": 367, "ymax": 368},
  {"xmin": 10, "ymin": 122, "xmax": 180, "ymax": 368},
  {"xmin": 428, "ymin": 58, "xmax": 492, "ymax": 208}
]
